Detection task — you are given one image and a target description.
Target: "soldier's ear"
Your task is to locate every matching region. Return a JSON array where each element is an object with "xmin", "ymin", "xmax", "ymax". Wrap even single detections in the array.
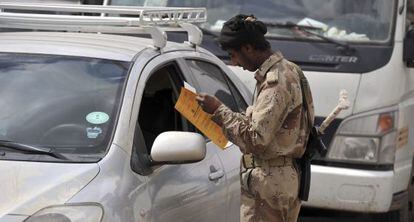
[{"xmin": 240, "ymin": 44, "xmax": 254, "ymax": 54}]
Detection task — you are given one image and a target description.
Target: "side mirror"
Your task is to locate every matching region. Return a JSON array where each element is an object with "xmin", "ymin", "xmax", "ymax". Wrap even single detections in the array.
[
  {"xmin": 150, "ymin": 131, "xmax": 206, "ymax": 165},
  {"xmin": 403, "ymin": 26, "xmax": 414, "ymax": 67}
]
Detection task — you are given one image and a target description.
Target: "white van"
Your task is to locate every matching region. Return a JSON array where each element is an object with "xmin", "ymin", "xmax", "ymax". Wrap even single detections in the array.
[{"xmin": 109, "ymin": 0, "xmax": 414, "ymax": 221}]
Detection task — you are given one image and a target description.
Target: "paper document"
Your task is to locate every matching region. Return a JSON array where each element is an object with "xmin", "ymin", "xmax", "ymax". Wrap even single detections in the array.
[
  {"xmin": 174, "ymin": 86, "xmax": 228, "ymax": 149},
  {"xmin": 184, "ymin": 81, "xmax": 197, "ymax": 93}
]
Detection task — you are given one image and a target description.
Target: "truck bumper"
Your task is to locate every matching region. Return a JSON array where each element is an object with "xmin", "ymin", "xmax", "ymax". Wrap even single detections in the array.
[{"xmin": 302, "ymin": 165, "xmax": 394, "ymax": 212}]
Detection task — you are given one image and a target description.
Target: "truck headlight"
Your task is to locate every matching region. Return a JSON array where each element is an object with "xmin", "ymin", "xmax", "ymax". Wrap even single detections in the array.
[
  {"xmin": 24, "ymin": 203, "xmax": 103, "ymax": 222},
  {"xmin": 327, "ymin": 108, "xmax": 397, "ymax": 164}
]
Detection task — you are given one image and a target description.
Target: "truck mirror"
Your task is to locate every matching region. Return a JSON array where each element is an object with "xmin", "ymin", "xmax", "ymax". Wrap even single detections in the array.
[{"xmin": 403, "ymin": 26, "xmax": 414, "ymax": 67}]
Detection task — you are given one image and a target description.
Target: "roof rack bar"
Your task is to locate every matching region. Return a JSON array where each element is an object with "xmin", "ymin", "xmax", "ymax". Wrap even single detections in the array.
[
  {"xmin": 0, "ymin": 3, "xmax": 207, "ymax": 50},
  {"xmin": 0, "ymin": 12, "xmax": 142, "ymax": 26},
  {"xmin": 0, "ymin": 12, "xmax": 206, "ymax": 27},
  {"xmin": 0, "ymin": 3, "xmax": 205, "ymax": 16},
  {"xmin": 0, "ymin": 4, "xmax": 206, "ymax": 26},
  {"xmin": 0, "ymin": 22, "xmax": 183, "ymax": 34},
  {"xmin": 0, "ymin": 3, "xmax": 143, "ymax": 14}
]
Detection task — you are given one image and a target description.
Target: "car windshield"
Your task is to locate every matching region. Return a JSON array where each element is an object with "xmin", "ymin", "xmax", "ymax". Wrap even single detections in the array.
[
  {"xmin": 0, "ymin": 53, "xmax": 130, "ymax": 160},
  {"xmin": 111, "ymin": 0, "xmax": 395, "ymax": 43}
]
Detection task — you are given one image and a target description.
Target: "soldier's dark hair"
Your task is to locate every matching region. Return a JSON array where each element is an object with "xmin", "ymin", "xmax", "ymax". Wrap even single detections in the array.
[{"xmin": 218, "ymin": 14, "xmax": 270, "ymax": 51}]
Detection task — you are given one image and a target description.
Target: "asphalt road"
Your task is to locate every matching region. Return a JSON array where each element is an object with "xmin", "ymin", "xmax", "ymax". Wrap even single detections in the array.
[
  {"xmin": 297, "ymin": 208, "xmax": 391, "ymax": 222},
  {"xmin": 299, "ymin": 215, "xmax": 372, "ymax": 222}
]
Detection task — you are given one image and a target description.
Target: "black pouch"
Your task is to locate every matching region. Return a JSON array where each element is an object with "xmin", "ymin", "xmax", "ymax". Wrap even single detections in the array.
[
  {"xmin": 240, "ymin": 168, "xmax": 254, "ymax": 197},
  {"xmin": 297, "ymin": 158, "xmax": 311, "ymax": 201},
  {"xmin": 298, "ymin": 126, "xmax": 327, "ymax": 201}
]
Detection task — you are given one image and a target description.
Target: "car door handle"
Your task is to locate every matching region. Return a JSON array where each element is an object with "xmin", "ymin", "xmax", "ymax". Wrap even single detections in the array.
[
  {"xmin": 209, "ymin": 170, "xmax": 224, "ymax": 181},
  {"xmin": 209, "ymin": 165, "xmax": 224, "ymax": 181}
]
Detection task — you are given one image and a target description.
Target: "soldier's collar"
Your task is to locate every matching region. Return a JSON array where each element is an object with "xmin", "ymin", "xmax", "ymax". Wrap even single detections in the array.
[{"xmin": 255, "ymin": 52, "xmax": 283, "ymax": 82}]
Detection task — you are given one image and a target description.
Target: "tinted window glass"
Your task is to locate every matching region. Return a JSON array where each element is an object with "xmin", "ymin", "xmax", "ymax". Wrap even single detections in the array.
[
  {"xmin": 186, "ymin": 59, "xmax": 239, "ymax": 111},
  {"xmin": 0, "ymin": 53, "xmax": 130, "ymax": 161},
  {"xmin": 138, "ymin": 64, "xmax": 194, "ymax": 150},
  {"xmin": 227, "ymin": 77, "xmax": 248, "ymax": 111}
]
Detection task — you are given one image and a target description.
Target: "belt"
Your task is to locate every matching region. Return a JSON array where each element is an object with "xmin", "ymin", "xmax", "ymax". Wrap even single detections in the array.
[{"xmin": 242, "ymin": 154, "xmax": 294, "ymax": 169}]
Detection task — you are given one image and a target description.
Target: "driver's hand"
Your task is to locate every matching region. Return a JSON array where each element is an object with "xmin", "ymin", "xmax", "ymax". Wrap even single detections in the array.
[{"xmin": 195, "ymin": 93, "xmax": 222, "ymax": 114}]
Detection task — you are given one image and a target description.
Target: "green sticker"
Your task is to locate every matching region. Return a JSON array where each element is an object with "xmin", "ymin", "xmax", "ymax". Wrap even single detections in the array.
[{"xmin": 86, "ymin": 112, "xmax": 109, "ymax": 125}]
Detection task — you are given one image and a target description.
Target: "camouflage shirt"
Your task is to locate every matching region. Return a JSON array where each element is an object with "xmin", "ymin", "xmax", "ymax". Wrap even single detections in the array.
[
  {"xmin": 408, "ymin": 0, "xmax": 414, "ymax": 24},
  {"xmin": 212, "ymin": 52, "xmax": 314, "ymax": 160}
]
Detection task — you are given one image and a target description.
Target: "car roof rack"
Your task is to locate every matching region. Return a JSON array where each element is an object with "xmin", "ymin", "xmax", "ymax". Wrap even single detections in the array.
[{"xmin": 0, "ymin": 2, "xmax": 207, "ymax": 50}]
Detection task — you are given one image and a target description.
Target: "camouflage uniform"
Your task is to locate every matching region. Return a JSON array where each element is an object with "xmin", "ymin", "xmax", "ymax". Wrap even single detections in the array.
[
  {"xmin": 408, "ymin": 0, "xmax": 414, "ymax": 25},
  {"xmin": 212, "ymin": 52, "xmax": 314, "ymax": 222}
]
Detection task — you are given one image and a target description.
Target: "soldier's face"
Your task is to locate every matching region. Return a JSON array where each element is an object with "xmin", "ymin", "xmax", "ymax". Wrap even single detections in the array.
[{"xmin": 228, "ymin": 46, "xmax": 257, "ymax": 72}]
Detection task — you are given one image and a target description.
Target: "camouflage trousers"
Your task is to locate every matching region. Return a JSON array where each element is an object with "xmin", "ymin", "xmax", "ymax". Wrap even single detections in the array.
[{"xmin": 240, "ymin": 163, "xmax": 301, "ymax": 222}]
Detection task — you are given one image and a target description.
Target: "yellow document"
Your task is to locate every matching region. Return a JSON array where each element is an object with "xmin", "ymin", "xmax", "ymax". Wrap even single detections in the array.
[{"xmin": 174, "ymin": 87, "xmax": 228, "ymax": 149}]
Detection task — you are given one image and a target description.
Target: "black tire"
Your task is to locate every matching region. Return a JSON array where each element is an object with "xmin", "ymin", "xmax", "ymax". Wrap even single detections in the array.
[
  {"xmin": 374, "ymin": 160, "xmax": 414, "ymax": 222},
  {"xmin": 397, "ymin": 160, "xmax": 414, "ymax": 222},
  {"xmin": 404, "ymin": 161, "xmax": 414, "ymax": 222}
]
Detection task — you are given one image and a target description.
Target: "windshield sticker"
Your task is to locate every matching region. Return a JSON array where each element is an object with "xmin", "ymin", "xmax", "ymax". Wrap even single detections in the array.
[
  {"xmin": 0, "ymin": 128, "xmax": 6, "ymax": 136},
  {"xmin": 86, "ymin": 127, "xmax": 102, "ymax": 139},
  {"xmin": 86, "ymin": 112, "xmax": 109, "ymax": 125}
]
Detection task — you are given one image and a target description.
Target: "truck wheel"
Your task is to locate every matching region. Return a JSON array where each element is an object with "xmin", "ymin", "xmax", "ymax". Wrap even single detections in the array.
[
  {"xmin": 399, "ymin": 161, "xmax": 414, "ymax": 222},
  {"xmin": 373, "ymin": 162, "xmax": 414, "ymax": 222},
  {"xmin": 405, "ymin": 166, "xmax": 414, "ymax": 222}
]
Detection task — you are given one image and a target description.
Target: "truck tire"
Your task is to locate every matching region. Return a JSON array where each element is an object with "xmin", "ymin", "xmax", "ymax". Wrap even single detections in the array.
[
  {"xmin": 398, "ymin": 160, "xmax": 414, "ymax": 222},
  {"xmin": 380, "ymin": 161, "xmax": 414, "ymax": 222},
  {"xmin": 404, "ymin": 162, "xmax": 414, "ymax": 222}
]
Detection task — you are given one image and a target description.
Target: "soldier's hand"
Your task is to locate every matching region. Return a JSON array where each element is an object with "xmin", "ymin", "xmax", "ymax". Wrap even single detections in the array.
[{"xmin": 196, "ymin": 93, "xmax": 222, "ymax": 114}]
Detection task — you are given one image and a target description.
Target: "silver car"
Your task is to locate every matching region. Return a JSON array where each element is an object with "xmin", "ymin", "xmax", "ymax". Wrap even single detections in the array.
[{"xmin": 0, "ymin": 4, "xmax": 252, "ymax": 222}]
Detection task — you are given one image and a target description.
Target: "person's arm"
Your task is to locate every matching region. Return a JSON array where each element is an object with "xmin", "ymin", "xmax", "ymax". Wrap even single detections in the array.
[{"xmin": 211, "ymin": 83, "xmax": 291, "ymax": 155}]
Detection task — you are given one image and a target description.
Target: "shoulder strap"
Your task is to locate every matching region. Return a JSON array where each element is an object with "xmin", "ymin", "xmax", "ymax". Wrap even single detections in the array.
[{"xmin": 296, "ymin": 67, "xmax": 314, "ymax": 129}]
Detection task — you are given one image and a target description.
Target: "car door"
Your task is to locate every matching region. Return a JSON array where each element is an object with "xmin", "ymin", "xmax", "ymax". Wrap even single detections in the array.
[
  {"xmin": 131, "ymin": 51, "xmax": 228, "ymax": 222},
  {"xmin": 182, "ymin": 57, "xmax": 248, "ymax": 222}
]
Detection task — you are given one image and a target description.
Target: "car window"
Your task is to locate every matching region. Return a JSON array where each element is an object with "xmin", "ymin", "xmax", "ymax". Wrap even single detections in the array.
[
  {"xmin": 186, "ymin": 59, "xmax": 246, "ymax": 112},
  {"xmin": 0, "ymin": 53, "xmax": 130, "ymax": 160},
  {"xmin": 138, "ymin": 63, "xmax": 194, "ymax": 153},
  {"xmin": 227, "ymin": 76, "xmax": 248, "ymax": 111}
]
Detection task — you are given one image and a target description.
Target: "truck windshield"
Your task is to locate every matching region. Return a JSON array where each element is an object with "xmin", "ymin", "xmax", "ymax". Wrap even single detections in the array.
[
  {"xmin": 0, "ymin": 53, "xmax": 130, "ymax": 161},
  {"xmin": 111, "ymin": 0, "xmax": 395, "ymax": 43}
]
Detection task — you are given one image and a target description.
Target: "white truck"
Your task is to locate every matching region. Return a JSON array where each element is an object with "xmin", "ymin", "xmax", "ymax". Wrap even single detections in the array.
[
  {"xmin": 107, "ymin": 0, "xmax": 414, "ymax": 221},
  {"xmin": 228, "ymin": 1, "xmax": 414, "ymax": 221},
  {"xmin": 216, "ymin": 0, "xmax": 414, "ymax": 221}
]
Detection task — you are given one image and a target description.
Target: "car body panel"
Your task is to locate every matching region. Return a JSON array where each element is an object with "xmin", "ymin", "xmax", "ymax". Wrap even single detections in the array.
[
  {"xmin": 215, "ymin": 144, "xmax": 242, "ymax": 221},
  {"xmin": 0, "ymin": 32, "xmax": 186, "ymax": 62},
  {"xmin": 0, "ymin": 215, "xmax": 28, "ymax": 222},
  {"xmin": 67, "ymin": 144, "xmax": 149, "ymax": 222},
  {"xmin": 146, "ymin": 142, "xmax": 227, "ymax": 222},
  {"xmin": 0, "ymin": 160, "xmax": 99, "ymax": 217}
]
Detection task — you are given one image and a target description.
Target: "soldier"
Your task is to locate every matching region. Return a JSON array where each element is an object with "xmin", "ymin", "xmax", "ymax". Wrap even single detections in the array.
[{"xmin": 196, "ymin": 14, "xmax": 314, "ymax": 222}]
